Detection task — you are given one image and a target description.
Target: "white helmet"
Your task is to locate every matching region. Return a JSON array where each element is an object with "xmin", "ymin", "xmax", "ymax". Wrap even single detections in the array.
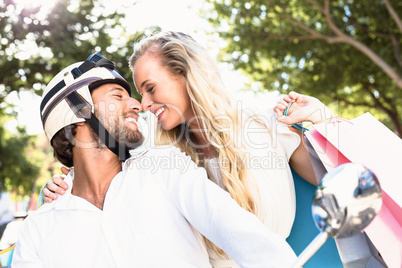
[{"xmin": 40, "ymin": 53, "xmax": 133, "ymax": 160}]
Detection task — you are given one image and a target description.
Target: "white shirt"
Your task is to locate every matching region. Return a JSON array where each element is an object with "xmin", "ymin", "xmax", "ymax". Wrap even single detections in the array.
[
  {"xmin": 238, "ymin": 109, "xmax": 300, "ymax": 238},
  {"xmin": 13, "ymin": 146, "xmax": 297, "ymax": 268},
  {"xmin": 204, "ymin": 109, "xmax": 301, "ymax": 263}
]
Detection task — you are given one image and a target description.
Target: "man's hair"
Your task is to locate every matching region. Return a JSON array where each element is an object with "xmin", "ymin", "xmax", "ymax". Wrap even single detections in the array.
[{"xmin": 51, "ymin": 124, "xmax": 77, "ymax": 167}]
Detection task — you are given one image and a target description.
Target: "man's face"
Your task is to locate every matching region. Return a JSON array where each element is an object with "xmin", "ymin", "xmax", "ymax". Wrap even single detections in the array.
[{"xmin": 91, "ymin": 83, "xmax": 143, "ymax": 149}]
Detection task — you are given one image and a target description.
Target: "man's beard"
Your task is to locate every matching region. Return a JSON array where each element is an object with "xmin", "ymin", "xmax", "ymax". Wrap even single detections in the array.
[{"xmin": 91, "ymin": 111, "xmax": 144, "ymax": 150}]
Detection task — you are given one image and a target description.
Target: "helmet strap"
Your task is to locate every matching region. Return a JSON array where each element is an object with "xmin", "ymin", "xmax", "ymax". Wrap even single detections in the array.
[
  {"xmin": 66, "ymin": 91, "xmax": 131, "ymax": 161},
  {"xmin": 71, "ymin": 53, "xmax": 115, "ymax": 79}
]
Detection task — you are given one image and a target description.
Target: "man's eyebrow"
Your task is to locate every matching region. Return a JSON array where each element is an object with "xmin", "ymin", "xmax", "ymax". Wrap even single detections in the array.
[{"xmin": 108, "ymin": 87, "xmax": 125, "ymax": 93}]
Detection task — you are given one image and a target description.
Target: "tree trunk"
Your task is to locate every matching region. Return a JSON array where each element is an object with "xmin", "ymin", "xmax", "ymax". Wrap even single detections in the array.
[{"xmin": 386, "ymin": 110, "xmax": 402, "ymax": 138}]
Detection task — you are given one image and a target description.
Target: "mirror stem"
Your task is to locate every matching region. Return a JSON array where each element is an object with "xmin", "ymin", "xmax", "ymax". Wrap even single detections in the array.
[{"xmin": 291, "ymin": 231, "xmax": 329, "ymax": 268}]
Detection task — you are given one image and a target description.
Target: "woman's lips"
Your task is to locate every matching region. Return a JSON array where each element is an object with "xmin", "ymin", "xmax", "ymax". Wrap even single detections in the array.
[{"xmin": 154, "ymin": 106, "xmax": 166, "ymax": 120}]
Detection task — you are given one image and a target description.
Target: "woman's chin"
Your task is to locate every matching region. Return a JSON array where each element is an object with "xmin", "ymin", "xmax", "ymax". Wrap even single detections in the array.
[
  {"xmin": 159, "ymin": 120, "xmax": 179, "ymax": 131},
  {"xmin": 161, "ymin": 123, "xmax": 174, "ymax": 131}
]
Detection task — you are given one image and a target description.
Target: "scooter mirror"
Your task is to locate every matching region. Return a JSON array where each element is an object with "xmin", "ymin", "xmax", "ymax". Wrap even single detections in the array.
[
  {"xmin": 291, "ymin": 163, "xmax": 382, "ymax": 268},
  {"xmin": 312, "ymin": 163, "xmax": 382, "ymax": 238}
]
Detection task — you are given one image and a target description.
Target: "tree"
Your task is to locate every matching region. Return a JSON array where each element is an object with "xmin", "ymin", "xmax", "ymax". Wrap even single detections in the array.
[
  {"xmin": 0, "ymin": 0, "xmax": 141, "ymax": 196},
  {"xmin": 206, "ymin": 0, "xmax": 402, "ymax": 136},
  {"xmin": 0, "ymin": 0, "xmax": 140, "ymax": 102},
  {"xmin": 0, "ymin": 115, "xmax": 40, "ymax": 195}
]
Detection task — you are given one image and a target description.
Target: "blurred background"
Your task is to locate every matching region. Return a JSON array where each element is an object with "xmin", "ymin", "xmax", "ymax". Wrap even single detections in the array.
[{"xmin": 0, "ymin": 0, "xmax": 401, "ymax": 259}]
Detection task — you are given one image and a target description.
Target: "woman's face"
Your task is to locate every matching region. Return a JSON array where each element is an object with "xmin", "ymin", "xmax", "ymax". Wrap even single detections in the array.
[{"xmin": 132, "ymin": 49, "xmax": 193, "ymax": 131}]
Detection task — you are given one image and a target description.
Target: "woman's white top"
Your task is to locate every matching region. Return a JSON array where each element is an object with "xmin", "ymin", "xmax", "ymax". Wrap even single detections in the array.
[
  {"xmin": 205, "ymin": 109, "xmax": 301, "ymax": 263},
  {"xmin": 132, "ymin": 109, "xmax": 301, "ymax": 266}
]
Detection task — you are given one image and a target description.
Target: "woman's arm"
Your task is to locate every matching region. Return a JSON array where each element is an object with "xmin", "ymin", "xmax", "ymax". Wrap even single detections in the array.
[
  {"xmin": 274, "ymin": 91, "xmax": 335, "ymax": 186},
  {"xmin": 288, "ymin": 128, "xmax": 318, "ymax": 185}
]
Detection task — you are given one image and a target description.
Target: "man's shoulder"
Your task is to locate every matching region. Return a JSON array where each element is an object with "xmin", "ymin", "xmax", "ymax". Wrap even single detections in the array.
[
  {"xmin": 20, "ymin": 202, "xmax": 57, "ymax": 236},
  {"xmin": 31, "ymin": 183, "xmax": 74, "ymax": 218},
  {"xmin": 148, "ymin": 145, "xmax": 183, "ymax": 156},
  {"xmin": 34, "ymin": 175, "xmax": 73, "ymax": 215},
  {"xmin": 29, "ymin": 201, "xmax": 57, "ymax": 218},
  {"xmin": 129, "ymin": 145, "xmax": 184, "ymax": 159},
  {"xmin": 124, "ymin": 145, "xmax": 197, "ymax": 176}
]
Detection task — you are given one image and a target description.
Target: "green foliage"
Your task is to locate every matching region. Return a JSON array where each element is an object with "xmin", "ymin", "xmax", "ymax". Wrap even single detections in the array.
[
  {"xmin": 0, "ymin": 0, "xmax": 141, "ymax": 102},
  {"xmin": 0, "ymin": 114, "xmax": 39, "ymax": 195},
  {"xmin": 0, "ymin": 0, "xmax": 147, "ymax": 197},
  {"xmin": 29, "ymin": 133, "xmax": 62, "ymax": 197},
  {"xmin": 206, "ymin": 0, "xmax": 402, "ymax": 136}
]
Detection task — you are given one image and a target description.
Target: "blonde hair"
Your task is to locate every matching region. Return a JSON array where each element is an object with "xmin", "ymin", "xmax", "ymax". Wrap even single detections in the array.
[{"xmin": 129, "ymin": 31, "xmax": 257, "ymax": 256}]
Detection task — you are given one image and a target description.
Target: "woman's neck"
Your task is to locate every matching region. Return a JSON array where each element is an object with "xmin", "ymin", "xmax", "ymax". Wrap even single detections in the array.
[{"xmin": 186, "ymin": 119, "xmax": 217, "ymax": 159}]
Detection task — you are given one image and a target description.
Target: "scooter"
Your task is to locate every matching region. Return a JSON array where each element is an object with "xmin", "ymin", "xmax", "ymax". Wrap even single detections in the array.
[{"xmin": 291, "ymin": 163, "xmax": 386, "ymax": 267}]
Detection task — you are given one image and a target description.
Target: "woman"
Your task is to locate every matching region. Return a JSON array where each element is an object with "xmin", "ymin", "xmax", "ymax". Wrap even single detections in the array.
[{"xmin": 43, "ymin": 31, "xmax": 335, "ymax": 267}]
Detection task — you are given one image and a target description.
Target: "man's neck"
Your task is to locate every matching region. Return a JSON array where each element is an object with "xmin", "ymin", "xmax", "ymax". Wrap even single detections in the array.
[{"xmin": 71, "ymin": 147, "xmax": 122, "ymax": 210}]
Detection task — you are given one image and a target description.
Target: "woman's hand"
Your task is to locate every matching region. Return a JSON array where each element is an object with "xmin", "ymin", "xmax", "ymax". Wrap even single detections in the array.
[
  {"xmin": 274, "ymin": 91, "xmax": 334, "ymax": 125},
  {"xmin": 43, "ymin": 166, "xmax": 70, "ymax": 203}
]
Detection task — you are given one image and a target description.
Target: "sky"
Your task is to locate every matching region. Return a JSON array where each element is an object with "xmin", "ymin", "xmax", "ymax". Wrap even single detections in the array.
[{"xmin": 6, "ymin": 0, "xmax": 279, "ymax": 135}]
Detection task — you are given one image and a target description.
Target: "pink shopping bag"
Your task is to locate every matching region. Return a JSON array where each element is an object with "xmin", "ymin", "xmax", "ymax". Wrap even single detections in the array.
[{"xmin": 305, "ymin": 112, "xmax": 402, "ymax": 268}]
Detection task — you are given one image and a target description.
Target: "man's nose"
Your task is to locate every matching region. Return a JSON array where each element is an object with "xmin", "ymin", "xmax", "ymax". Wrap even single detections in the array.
[
  {"xmin": 126, "ymin": 97, "xmax": 142, "ymax": 113},
  {"xmin": 140, "ymin": 94, "xmax": 152, "ymax": 112}
]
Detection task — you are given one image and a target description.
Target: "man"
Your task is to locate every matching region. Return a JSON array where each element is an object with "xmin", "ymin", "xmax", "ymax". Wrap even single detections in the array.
[{"xmin": 12, "ymin": 53, "xmax": 297, "ymax": 267}]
